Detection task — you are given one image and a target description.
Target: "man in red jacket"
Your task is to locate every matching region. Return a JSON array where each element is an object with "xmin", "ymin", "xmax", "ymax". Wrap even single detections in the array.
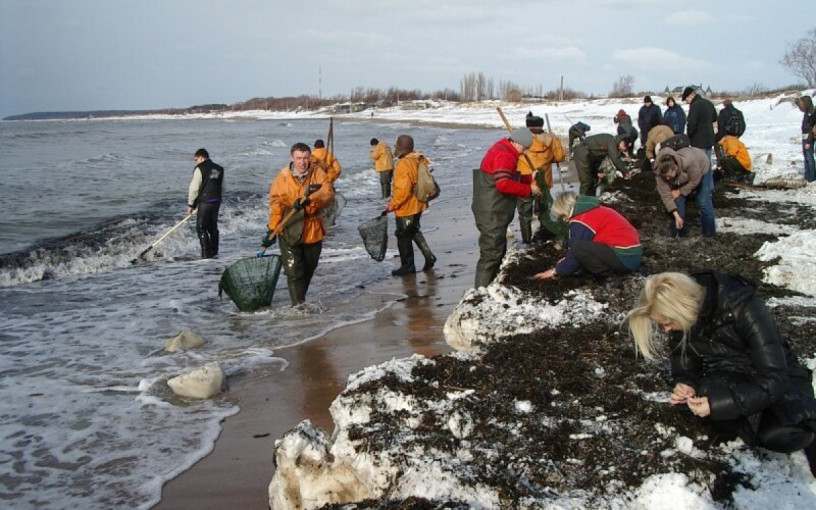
[{"xmin": 471, "ymin": 128, "xmax": 541, "ymax": 288}]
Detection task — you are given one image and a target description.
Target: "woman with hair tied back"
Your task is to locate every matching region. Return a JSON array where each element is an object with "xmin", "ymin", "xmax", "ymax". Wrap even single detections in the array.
[{"xmin": 628, "ymin": 270, "xmax": 816, "ymax": 475}]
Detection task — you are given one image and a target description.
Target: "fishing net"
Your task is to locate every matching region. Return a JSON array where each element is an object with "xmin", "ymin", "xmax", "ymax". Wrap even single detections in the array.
[
  {"xmin": 218, "ymin": 255, "xmax": 283, "ymax": 312},
  {"xmin": 323, "ymin": 193, "xmax": 347, "ymax": 227},
  {"xmin": 358, "ymin": 214, "xmax": 388, "ymax": 261}
]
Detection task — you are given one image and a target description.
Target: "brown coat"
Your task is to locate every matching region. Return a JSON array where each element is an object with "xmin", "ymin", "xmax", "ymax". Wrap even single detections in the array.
[{"xmin": 645, "ymin": 124, "xmax": 674, "ymax": 159}]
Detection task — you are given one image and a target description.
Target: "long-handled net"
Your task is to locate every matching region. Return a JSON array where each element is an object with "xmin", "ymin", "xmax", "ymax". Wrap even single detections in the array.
[
  {"xmin": 218, "ymin": 255, "xmax": 283, "ymax": 312},
  {"xmin": 324, "ymin": 192, "xmax": 347, "ymax": 227},
  {"xmin": 358, "ymin": 214, "xmax": 388, "ymax": 261}
]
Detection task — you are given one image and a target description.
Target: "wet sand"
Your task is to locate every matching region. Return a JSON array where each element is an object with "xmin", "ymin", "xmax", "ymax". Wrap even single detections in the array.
[{"xmin": 155, "ymin": 191, "xmax": 481, "ymax": 509}]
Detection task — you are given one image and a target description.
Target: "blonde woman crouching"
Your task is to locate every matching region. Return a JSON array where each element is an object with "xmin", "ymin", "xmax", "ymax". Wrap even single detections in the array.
[{"xmin": 628, "ymin": 270, "xmax": 816, "ymax": 474}]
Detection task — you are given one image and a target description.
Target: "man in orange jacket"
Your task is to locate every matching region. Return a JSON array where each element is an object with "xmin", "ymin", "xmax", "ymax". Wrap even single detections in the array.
[
  {"xmin": 385, "ymin": 135, "xmax": 436, "ymax": 275},
  {"xmin": 310, "ymin": 139, "xmax": 341, "ymax": 184},
  {"xmin": 258, "ymin": 142, "xmax": 334, "ymax": 305},
  {"xmin": 370, "ymin": 138, "xmax": 395, "ymax": 199}
]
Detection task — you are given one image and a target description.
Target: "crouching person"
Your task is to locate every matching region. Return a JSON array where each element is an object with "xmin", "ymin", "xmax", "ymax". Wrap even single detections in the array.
[
  {"xmin": 627, "ymin": 271, "xmax": 816, "ymax": 475},
  {"xmin": 717, "ymin": 135, "xmax": 754, "ymax": 184},
  {"xmin": 533, "ymin": 191, "xmax": 642, "ymax": 283}
]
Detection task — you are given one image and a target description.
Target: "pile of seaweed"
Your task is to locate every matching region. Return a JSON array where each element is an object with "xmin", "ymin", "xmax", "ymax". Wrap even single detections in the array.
[{"xmin": 318, "ymin": 171, "xmax": 816, "ymax": 509}]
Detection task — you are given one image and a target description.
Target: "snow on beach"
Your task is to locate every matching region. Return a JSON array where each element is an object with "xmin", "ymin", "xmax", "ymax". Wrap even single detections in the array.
[
  {"xmin": 96, "ymin": 91, "xmax": 816, "ymax": 508},
  {"xmin": 259, "ymin": 91, "xmax": 816, "ymax": 509}
]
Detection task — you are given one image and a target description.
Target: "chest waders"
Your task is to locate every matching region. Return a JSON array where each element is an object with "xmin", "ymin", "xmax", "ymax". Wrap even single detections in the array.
[{"xmin": 471, "ymin": 169, "xmax": 518, "ymax": 288}]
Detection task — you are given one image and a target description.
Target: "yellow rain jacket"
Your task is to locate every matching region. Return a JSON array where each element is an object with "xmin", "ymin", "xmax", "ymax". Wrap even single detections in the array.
[
  {"xmin": 310, "ymin": 147, "xmax": 342, "ymax": 182},
  {"xmin": 370, "ymin": 141, "xmax": 395, "ymax": 172},
  {"xmin": 267, "ymin": 163, "xmax": 335, "ymax": 244},
  {"xmin": 719, "ymin": 135, "xmax": 752, "ymax": 171},
  {"xmin": 389, "ymin": 152, "xmax": 430, "ymax": 218},
  {"xmin": 516, "ymin": 132, "xmax": 566, "ymax": 188}
]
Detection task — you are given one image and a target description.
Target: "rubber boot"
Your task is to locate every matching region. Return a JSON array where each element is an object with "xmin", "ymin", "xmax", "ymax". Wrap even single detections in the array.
[
  {"xmin": 413, "ymin": 232, "xmax": 436, "ymax": 271},
  {"xmin": 211, "ymin": 230, "xmax": 219, "ymax": 257},
  {"xmin": 805, "ymin": 439, "xmax": 816, "ymax": 477},
  {"xmin": 287, "ymin": 279, "xmax": 306, "ymax": 306},
  {"xmin": 520, "ymin": 221, "xmax": 533, "ymax": 244},
  {"xmin": 392, "ymin": 236, "xmax": 416, "ymax": 276}
]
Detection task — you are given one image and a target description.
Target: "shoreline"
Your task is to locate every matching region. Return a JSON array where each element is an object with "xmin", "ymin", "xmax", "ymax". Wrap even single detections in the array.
[{"xmin": 154, "ymin": 191, "xmax": 481, "ymax": 509}]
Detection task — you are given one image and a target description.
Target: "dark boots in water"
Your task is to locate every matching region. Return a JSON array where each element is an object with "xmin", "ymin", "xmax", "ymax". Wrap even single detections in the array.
[
  {"xmin": 413, "ymin": 232, "xmax": 436, "ymax": 271},
  {"xmin": 287, "ymin": 279, "xmax": 306, "ymax": 306},
  {"xmin": 392, "ymin": 236, "xmax": 416, "ymax": 276}
]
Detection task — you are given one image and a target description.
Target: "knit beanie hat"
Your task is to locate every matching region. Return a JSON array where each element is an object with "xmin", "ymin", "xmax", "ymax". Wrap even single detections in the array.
[{"xmin": 510, "ymin": 127, "xmax": 533, "ymax": 149}]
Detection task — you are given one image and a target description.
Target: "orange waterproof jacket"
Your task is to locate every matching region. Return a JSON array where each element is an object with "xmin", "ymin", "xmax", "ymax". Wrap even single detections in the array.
[
  {"xmin": 370, "ymin": 142, "xmax": 394, "ymax": 172},
  {"xmin": 267, "ymin": 163, "xmax": 335, "ymax": 244},
  {"xmin": 389, "ymin": 152, "xmax": 430, "ymax": 218},
  {"xmin": 719, "ymin": 135, "xmax": 752, "ymax": 171},
  {"xmin": 516, "ymin": 132, "xmax": 566, "ymax": 188},
  {"xmin": 310, "ymin": 147, "xmax": 342, "ymax": 182}
]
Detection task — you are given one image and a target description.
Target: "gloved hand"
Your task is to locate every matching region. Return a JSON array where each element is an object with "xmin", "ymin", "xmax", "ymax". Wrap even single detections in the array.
[
  {"xmin": 293, "ymin": 197, "xmax": 311, "ymax": 211},
  {"xmin": 260, "ymin": 229, "xmax": 277, "ymax": 248},
  {"xmin": 256, "ymin": 249, "xmax": 266, "ymax": 258}
]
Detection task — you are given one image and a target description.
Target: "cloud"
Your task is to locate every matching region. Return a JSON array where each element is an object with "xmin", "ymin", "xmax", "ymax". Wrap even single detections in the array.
[
  {"xmin": 513, "ymin": 46, "xmax": 587, "ymax": 60},
  {"xmin": 613, "ymin": 47, "xmax": 712, "ymax": 71},
  {"xmin": 665, "ymin": 10, "xmax": 712, "ymax": 26}
]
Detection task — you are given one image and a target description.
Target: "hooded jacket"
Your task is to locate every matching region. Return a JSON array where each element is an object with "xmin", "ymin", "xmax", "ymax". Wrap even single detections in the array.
[
  {"xmin": 719, "ymin": 135, "xmax": 752, "ymax": 171},
  {"xmin": 655, "ymin": 147, "xmax": 710, "ymax": 213},
  {"xmin": 796, "ymin": 96, "xmax": 815, "ymax": 146},
  {"xmin": 671, "ymin": 271, "xmax": 816, "ymax": 427},
  {"xmin": 389, "ymin": 152, "xmax": 430, "ymax": 218},
  {"xmin": 310, "ymin": 147, "xmax": 342, "ymax": 182},
  {"xmin": 554, "ymin": 196, "xmax": 642, "ymax": 276},
  {"xmin": 516, "ymin": 132, "xmax": 566, "ymax": 188},
  {"xmin": 370, "ymin": 141, "xmax": 394, "ymax": 172},
  {"xmin": 267, "ymin": 163, "xmax": 334, "ymax": 245}
]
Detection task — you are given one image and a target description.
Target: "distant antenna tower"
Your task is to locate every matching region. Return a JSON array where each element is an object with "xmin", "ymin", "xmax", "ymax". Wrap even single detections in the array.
[{"xmin": 319, "ymin": 66, "xmax": 322, "ymax": 100}]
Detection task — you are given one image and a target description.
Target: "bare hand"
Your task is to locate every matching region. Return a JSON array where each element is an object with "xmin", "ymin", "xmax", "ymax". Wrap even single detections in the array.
[
  {"xmin": 673, "ymin": 211, "xmax": 684, "ymax": 230},
  {"xmin": 671, "ymin": 189, "xmax": 681, "ymax": 200},
  {"xmin": 530, "ymin": 183, "xmax": 543, "ymax": 197},
  {"xmin": 533, "ymin": 268, "xmax": 556, "ymax": 280},
  {"xmin": 669, "ymin": 383, "xmax": 695, "ymax": 405},
  {"xmin": 687, "ymin": 396, "xmax": 711, "ymax": 418}
]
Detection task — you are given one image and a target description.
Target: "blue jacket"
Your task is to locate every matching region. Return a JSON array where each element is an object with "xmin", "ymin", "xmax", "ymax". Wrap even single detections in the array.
[{"xmin": 664, "ymin": 105, "xmax": 687, "ymax": 135}]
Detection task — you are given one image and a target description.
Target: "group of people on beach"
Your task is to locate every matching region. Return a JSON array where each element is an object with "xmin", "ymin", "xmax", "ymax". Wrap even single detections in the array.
[
  {"xmin": 183, "ymin": 90, "xmax": 816, "ymax": 475},
  {"xmin": 469, "ymin": 93, "xmax": 816, "ymax": 475}
]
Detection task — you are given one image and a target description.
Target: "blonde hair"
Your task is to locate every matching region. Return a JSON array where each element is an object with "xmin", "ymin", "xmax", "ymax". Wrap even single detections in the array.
[
  {"xmin": 627, "ymin": 272, "xmax": 705, "ymax": 360},
  {"xmin": 551, "ymin": 191, "xmax": 577, "ymax": 222}
]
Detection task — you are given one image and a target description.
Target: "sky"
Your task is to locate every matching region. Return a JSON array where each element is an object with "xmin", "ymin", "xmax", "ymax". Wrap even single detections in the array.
[{"xmin": 1, "ymin": 0, "xmax": 813, "ymax": 118}]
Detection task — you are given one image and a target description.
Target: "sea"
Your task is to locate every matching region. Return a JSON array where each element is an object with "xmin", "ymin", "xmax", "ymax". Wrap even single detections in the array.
[{"xmin": 0, "ymin": 115, "xmax": 502, "ymax": 509}]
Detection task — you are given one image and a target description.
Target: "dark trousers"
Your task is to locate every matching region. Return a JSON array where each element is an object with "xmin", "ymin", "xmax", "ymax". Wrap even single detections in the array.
[
  {"xmin": 395, "ymin": 213, "xmax": 421, "ymax": 268},
  {"xmin": 278, "ymin": 238, "xmax": 322, "ymax": 305},
  {"xmin": 379, "ymin": 170, "xmax": 393, "ymax": 198},
  {"xmin": 571, "ymin": 241, "xmax": 630, "ymax": 276},
  {"xmin": 196, "ymin": 202, "xmax": 220, "ymax": 258}
]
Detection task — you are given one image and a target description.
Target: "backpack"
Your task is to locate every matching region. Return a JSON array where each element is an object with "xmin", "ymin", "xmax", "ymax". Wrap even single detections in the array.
[
  {"xmin": 658, "ymin": 133, "xmax": 691, "ymax": 152},
  {"xmin": 725, "ymin": 108, "xmax": 746, "ymax": 137},
  {"xmin": 414, "ymin": 161, "xmax": 440, "ymax": 202}
]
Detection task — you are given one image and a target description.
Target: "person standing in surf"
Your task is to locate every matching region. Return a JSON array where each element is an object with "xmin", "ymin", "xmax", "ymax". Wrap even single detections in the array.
[{"xmin": 187, "ymin": 148, "xmax": 224, "ymax": 259}]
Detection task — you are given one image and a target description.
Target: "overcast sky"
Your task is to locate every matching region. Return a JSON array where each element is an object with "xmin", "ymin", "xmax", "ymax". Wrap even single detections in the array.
[{"xmin": 0, "ymin": 0, "xmax": 812, "ymax": 117}]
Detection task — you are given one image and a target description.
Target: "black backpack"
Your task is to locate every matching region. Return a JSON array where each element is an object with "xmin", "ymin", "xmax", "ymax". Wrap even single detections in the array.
[
  {"xmin": 725, "ymin": 108, "xmax": 746, "ymax": 137},
  {"xmin": 658, "ymin": 133, "xmax": 691, "ymax": 152}
]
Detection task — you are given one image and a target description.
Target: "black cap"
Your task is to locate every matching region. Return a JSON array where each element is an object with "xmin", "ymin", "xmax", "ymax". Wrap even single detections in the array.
[{"xmin": 681, "ymin": 87, "xmax": 695, "ymax": 101}]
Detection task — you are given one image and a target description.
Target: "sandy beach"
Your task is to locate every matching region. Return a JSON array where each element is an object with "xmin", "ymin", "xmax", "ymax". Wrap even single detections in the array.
[{"xmin": 155, "ymin": 189, "xmax": 482, "ymax": 509}]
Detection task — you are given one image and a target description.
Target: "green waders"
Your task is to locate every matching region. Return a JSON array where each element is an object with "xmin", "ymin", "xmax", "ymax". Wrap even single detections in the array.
[
  {"xmin": 534, "ymin": 171, "xmax": 568, "ymax": 240},
  {"xmin": 471, "ymin": 168, "xmax": 518, "ymax": 288}
]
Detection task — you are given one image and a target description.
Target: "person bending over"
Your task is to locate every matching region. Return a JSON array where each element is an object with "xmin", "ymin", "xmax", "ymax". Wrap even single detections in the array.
[
  {"xmin": 627, "ymin": 270, "xmax": 816, "ymax": 475},
  {"xmin": 533, "ymin": 191, "xmax": 642, "ymax": 282}
]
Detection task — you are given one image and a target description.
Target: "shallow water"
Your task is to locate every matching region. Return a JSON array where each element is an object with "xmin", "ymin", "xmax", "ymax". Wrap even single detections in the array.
[{"xmin": 0, "ymin": 117, "xmax": 503, "ymax": 508}]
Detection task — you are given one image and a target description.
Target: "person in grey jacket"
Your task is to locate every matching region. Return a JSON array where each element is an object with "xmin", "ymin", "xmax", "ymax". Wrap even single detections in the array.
[
  {"xmin": 654, "ymin": 146, "xmax": 715, "ymax": 238},
  {"xmin": 628, "ymin": 270, "xmax": 816, "ymax": 475}
]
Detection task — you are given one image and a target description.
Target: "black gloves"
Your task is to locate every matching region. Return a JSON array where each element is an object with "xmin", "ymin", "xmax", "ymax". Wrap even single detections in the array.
[
  {"xmin": 293, "ymin": 197, "xmax": 311, "ymax": 211},
  {"xmin": 261, "ymin": 229, "xmax": 277, "ymax": 248}
]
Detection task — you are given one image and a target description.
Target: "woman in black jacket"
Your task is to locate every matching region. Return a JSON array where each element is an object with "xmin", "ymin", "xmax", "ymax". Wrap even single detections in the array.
[{"xmin": 628, "ymin": 270, "xmax": 816, "ymax": 472}]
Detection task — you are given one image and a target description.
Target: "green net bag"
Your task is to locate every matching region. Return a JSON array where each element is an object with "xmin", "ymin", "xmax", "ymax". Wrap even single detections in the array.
[
  {"xmin": 358, "ymin": 214, "xmax": 388, "ymax": 262},
  {"xmin": 218, "ymin": 255, "xmax": 283, "ymax": 312}
]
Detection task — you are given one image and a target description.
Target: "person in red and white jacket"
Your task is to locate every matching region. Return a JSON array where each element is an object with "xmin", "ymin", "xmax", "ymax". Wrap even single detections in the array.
[
  {"xmin": 534, "ymin": 192, "xmax": 642, "ymax": 282},
  {"xmin": 471, "ymin": 128, "xmax": 541, "ymax": 288}
]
